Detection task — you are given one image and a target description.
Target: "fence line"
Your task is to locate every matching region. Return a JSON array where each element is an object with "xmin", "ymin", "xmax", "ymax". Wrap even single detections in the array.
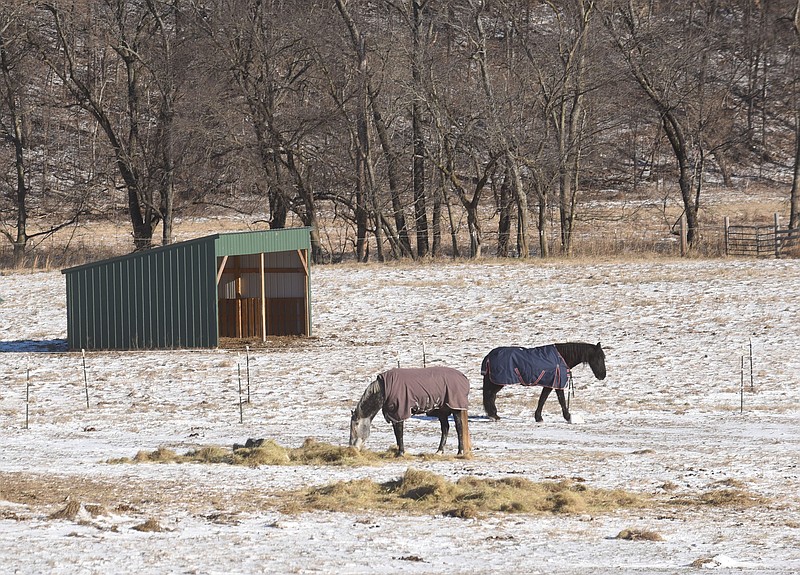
[{"xmin": 724, "ymin": 214, "xmax": 799, "ymax": 258}]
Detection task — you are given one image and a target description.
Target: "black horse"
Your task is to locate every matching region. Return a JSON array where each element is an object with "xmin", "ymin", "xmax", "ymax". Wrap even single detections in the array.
[
  {"xmin": 481, "ymin": 342, "xmax": 606, "ymax": 422},
  {"xmin": 349, "ymin": 366, "xmax": 472, "ymax": 457}
]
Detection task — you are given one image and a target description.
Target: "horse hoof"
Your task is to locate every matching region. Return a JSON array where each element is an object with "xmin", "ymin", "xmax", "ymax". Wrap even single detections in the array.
[
  {"xmin": 488, "ymin": 415, "xmax": 500, "ymax": 421},
  {"xmin": 535, "ymin": 417, "xmax": 543, "ymax": 423}
]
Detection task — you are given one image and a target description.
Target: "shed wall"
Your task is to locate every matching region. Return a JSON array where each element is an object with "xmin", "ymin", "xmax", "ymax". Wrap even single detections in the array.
[{"xmin": 65, "ymin": 238, "xmax": 218, "ymax": 350}]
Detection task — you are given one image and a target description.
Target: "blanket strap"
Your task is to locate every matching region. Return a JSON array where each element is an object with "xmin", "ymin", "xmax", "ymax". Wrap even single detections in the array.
[{"xmin": 566, "ymin": 371, "xmax": 575, "ymax": 408}]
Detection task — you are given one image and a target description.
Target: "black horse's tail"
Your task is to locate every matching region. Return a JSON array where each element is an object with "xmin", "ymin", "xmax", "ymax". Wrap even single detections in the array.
[{"xmin": 482, "ymin": 372, "xmax": 501, "ymax": 420}]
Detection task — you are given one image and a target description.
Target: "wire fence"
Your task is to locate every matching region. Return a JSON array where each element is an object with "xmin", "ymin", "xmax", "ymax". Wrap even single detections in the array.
[{"xmin": 0, "ymin": 215, "xmax": 780, "ymax": 270}]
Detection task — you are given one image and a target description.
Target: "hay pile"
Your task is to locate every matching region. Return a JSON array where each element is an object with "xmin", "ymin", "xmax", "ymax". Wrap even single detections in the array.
[
  {"xmin": 109, "ymin": 437, "xmax": 397, "ymax": 467},
  {"xmin": 281, "ymin": 468, "xmax": 647, "ymax": 518}
]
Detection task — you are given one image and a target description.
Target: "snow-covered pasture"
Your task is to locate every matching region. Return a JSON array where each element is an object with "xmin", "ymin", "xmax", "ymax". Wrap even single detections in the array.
[{"xmin": 1, "ymin": 259, "xmax": 799, "ymax": 574}]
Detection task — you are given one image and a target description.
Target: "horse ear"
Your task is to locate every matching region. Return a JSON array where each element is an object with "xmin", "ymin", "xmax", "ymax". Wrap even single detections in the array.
[{"xmin": 596, "ymin": 342, "xmax": 602, "ymax": 349}]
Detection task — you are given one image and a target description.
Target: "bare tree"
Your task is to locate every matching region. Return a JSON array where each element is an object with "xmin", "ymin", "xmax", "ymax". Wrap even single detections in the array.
[
  {"xmin": 39, "ymin": 1, "xmax": 183, "ymax": 250},
  {"xmin": 190, "ymin": 0, "xmax": 331, "ymax": 261},
  {"xmin": 520, "ymin": 0, "xmax": 596, "ymax": 255},
  {"xmin": 144, "ymin": 0, "xmax": 180, "ymax": 245},
  {"xmin": 0, "ymin": 1, "xmax": 82, "ymax": 264},
  {"xmin": 409, "ymin": 0, "xmax": 430, "ymax": 257},
  {"xmin": 604, "ymin": 1, "xmax": 744, "ymax": 246},
  {"xmin": 790, "ymin": 0, "xmax": 800, "ymax": 231},
  {"xmin": 428, "ymin": 91, "xmax": 499, "ymax": 258},
  {"xmin": 333, "ymin": 0, "xmax": 377, "ymax": 261},
  {"xmin": 470, "ymin": 0, "xmax": 531, "ymax": 257}
]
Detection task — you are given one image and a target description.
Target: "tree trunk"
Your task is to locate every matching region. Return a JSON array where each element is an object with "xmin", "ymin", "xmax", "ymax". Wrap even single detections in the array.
[
  {"xmin": 472, "ymin": 5, "xmax": 529, "ymax": 258},
  {"xmin": 790, "ymin": 0, "xmax": 800, "ymax": 232},
  {"xmin": 371, "ymin": 101, "xmax": 414, "ymax": 257},
  {"xmin": 497, "ymin": 166, "xmax": 512, "ymax": 257},
  {"xmin": 790, "ymin": 106, "xmax": 800, "ymax": 232},
  {"xmin": 662, "ymin": 111, "xmax": 699, "ymax": 245},
  {"xmin": 411, "ymin": 1, "xmax": 429, "ymax": 257},
  {"xmin": 535, "ymin": 180, "xmax": 549, "ymax": 258},
  {"xmin": 11, "ymin": 113, "xmax": 27, "ymax": 266},
  {"xmin": 431, "ymin": 176, "xmax": 442, "ymax": 256},
  {"xmin": 147, "ymin": 0, "xmax": 176, "ymax": 246}
]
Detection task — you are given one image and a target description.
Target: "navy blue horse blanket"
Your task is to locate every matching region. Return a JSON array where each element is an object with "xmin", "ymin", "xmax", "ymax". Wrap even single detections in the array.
[{"xmin": 481, "ymin": 345, "xmax": 570, "ymax": 389}]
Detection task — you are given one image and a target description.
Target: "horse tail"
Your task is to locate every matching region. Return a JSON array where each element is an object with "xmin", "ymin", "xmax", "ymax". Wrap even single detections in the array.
[{"xmin": 459, "ymin": 409, "xmax": 472, "ymax": 458}]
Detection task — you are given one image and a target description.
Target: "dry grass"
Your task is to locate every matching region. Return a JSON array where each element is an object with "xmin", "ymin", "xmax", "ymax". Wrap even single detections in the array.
[
  {"xmin": 0, "ymin": 466, "xmax": 770, "ymax": 525},
  {"xmin": 278, "ymin": 468, "xmax": 648, "ymax": 518},
  {"xmin": 48, "ymin": 500, "xmax": 81, "ymax": 520},
  {"xmin": 132, "ymin": 518, "xmax": 164, "ymax": 532},
  {"xmin": 615, "ymin": 528, "xmax": 664, "ymax": 541},
  {"xmin": 109, "ymin": 437, "xmax": 446, "ymax": 468},
  {"xmin": 3, "ymin": 180, "xmax": 793, "ymax": 270},
  {"xmin": 116, "ymin": 437, "xmax": 472, "ymax": 467},
  {"xmin": 668, "ymin": 481, "xmax": 768, "ymax": 509}
]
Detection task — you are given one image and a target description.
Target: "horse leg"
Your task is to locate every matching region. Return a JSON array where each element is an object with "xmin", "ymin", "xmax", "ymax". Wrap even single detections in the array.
[
  {"xmin": 534, "ymin": 387, "xmax": 553, "ymax": 422},
  {"xmin": 436, "ymin": 413, "xmax": 450, "ymax": 454},
  {"xmin": 483, "ymin": 374, "xmax": 502, "ymax": 420},
  {"xmin": 392, "ymin": 421, "xmax": 405, "ymax": 456},
  {"xmin": 555, "ymin": 388, "xmax": 571, "ymax": 423}
]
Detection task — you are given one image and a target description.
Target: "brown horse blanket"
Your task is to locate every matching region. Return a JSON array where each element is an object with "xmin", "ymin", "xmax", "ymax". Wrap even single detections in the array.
[
  {"xmin": 481, "ymin": 345, "xmax": 570, "ymax": 389},
  {"xmin": 380, "ymin": 367, "xmax": 470, "ymax": 423}
]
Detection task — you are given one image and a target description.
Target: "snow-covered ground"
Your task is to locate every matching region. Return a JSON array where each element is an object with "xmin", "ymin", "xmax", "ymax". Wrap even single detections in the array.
[{"xmin": 1, "ymin": 258, "xmax": 799, "ymax": 574}]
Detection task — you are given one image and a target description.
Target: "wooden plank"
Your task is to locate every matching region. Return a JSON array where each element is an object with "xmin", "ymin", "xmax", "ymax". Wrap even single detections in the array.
[
  {"xmin": 299, "ymin": 249, "xmax": 310, "ymax": 335},
  {"xmin": 216, "ymin": 255, "xmax": 228, "ymax": 285},
  {"xmin": 218, "ymin": 267, "xmax": 304, "ymax": 275},
  {"xmin": 260, "ymin": 253, "xmax": 267, "ymax": 342},
  {"xmin": 296, "ymin": 249, "xmax": 309, "ymax": 275}
]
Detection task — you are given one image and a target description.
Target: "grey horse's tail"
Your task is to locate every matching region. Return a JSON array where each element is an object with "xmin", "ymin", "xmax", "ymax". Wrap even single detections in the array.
[{"xmin": 459, "ymin": 409, "xmax": 472, "ymax": 457}]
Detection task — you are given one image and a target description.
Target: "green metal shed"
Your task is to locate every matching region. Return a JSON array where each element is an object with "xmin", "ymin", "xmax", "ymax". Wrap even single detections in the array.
[{"xmin": 62, "ymin": 228, "xmax": 312, "ymax": 350}]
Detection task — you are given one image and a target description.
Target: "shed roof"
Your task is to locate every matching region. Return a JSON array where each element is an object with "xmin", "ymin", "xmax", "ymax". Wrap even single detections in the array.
[{"xmin": 62, "ymin": 228, "xmax": 312, "ymax": 274}]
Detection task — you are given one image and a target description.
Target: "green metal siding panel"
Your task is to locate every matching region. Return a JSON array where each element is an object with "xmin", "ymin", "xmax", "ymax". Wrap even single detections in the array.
[
  {"xmin": 214, "ymin": 228, "xmax": 311, "ymax": 257},
  {"xmin": 62, "ymin": 237, "xmax": 218, "ymax": 350}
]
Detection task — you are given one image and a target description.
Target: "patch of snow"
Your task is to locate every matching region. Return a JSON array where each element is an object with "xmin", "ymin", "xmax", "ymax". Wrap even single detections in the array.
[{"xmin": 1, "ymin": 260, "xmax": 800, "ymax": 574}]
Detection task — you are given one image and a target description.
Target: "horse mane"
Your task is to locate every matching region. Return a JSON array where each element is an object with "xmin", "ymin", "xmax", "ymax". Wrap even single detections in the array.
[
  {"xmin": 353, "ymin": 377, "xmax": 385, "ymax": 420},
  {"xmin": 554, "ymin": 342, "xmax": 598, "ymax": 368}
]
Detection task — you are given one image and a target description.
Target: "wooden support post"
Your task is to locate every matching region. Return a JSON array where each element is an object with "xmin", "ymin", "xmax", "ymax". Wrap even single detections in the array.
[
  {"xmin": 297, "ymin": 249, "xmax": 310, "ymax": 336},
  {"xmin": 260, "ymin": 252, "xmax": 267, "ymax": 342},
  {"xmin": 234, "ymin": 256, "xmax": 242, "ymax": 338},
  {"xmin": 25, "ymin": 368, "xmax": 30, "ymax": 430},
  {"xmin": 82, "ymin": 349, "xmax": 90, "ymax": 409},
  {"xmin": 740, "ymin": 356, "xmax": 744, "ymax": 414},
  {"xmin": 723, "ymin": 216, "xmax": 730, "ymax": 256},
  {"xmin": 774, "ymin": 212, "xmax": 781, "ymax": 258},
  {"xmin": 216, "ymin": 255, "xmax": 228, "ymax": 285},
  {"xmin": 679, "ymin": 214, "xmax": 688, "ymax": 257}
]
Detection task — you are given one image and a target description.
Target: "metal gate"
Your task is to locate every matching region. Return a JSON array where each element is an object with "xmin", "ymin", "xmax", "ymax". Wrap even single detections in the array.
[
  {"xmin": 724, "ymin": 215, "xmax": 798, "ymax": 258},
  {"xmin": 725, "ymin": 224, "xmax": 780, "ymax": 257}
]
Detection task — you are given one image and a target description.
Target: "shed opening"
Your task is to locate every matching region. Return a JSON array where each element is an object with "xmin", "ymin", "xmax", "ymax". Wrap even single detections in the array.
[{"xmin": 216, "ymin": 249, "xmax": 310, "ymax": 339}]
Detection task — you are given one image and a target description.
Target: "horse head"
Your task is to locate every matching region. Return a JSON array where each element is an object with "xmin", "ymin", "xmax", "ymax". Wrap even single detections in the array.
[
  {"xmin": 349, "ymin": 409, "xmax": 371, "ymax": 450},
  {"xmin": 589, "ymin": 342, "xmax": 606, "ymax": 380}
]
